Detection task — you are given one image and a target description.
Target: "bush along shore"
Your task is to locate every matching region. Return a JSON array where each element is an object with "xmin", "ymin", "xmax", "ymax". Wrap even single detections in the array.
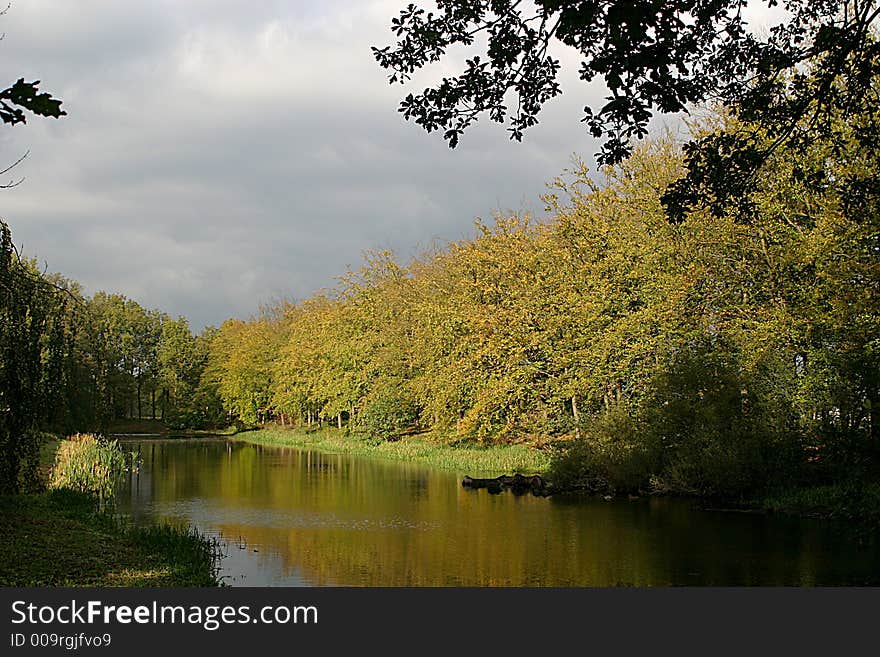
[{"xmin": 0, "ymin": 434, "xmax": 223, "ymax": 587}]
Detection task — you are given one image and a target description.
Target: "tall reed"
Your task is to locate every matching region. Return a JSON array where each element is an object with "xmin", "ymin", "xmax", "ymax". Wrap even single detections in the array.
[{"xmin": 49, "ymin": 434, "xmax": 137, "ymax": 505}]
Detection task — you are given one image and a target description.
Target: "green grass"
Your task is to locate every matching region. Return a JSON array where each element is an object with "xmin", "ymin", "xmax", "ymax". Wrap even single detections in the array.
[
  {"xmin": 237, "ymin": 427, "xmax": 552, "ymax": 476},
  {"xmin": 169, "ymin": 425, "xmax": 239, "ymax": 437},
  {"xmin": 0, "ymin": 433, "xmax": 223, "ymax": 587},
  {"xmin": 37, "ymin": 433, "xmax": 61, "ymax": 481},
  {"xmin": 758, "ymin": 481, "xmax": 880, "ymax": 527},
  {"xmin": 0, "ymin": 489, "xmax": 222, "ymax": 586}
]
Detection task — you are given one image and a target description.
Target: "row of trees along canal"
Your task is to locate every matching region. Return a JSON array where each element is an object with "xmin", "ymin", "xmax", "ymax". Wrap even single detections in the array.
[
  {"xmin": 4, "ymin": 102, "xmax": 879, "ymax": 499},
  {"xmin": 206, "ymin": 115, "xmax": 878, "ymax": 500}
]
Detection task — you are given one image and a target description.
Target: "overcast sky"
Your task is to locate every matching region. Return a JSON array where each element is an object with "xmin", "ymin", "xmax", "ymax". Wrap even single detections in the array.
[{"xmin": 0, "ymin": 1, "xmax": 779, "ymax": 330}]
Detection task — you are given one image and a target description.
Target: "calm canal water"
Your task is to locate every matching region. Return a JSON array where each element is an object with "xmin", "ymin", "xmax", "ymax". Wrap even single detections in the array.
[{"xmin": 117, "ymin": 438, "xmax": 880, "ymax": 586}]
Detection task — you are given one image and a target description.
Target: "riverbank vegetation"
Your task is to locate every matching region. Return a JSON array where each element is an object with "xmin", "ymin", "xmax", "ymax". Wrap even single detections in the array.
[
  {"xmin": 0, "ymin": 433, "xmax": 222, "ymax": 586},
  {"xmin": 49, "ymin": 434, "xmax": 134, "ymax": 504},
  {"xmin": 238, "ymin": 427, "xmax": 551, "ymax": 476},
  {"xmin": 0, "ymin": 489, "xmax": 221, "ymax": 586}
]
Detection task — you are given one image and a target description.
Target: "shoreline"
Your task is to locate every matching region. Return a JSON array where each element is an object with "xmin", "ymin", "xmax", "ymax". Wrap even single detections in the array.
[
  {"xmin": 0, "ymin": 489, "xmax": 223, "ymax": 587},
  {"xmin": 6, "ymin": 427, "xmax": 874, "ymax": 587},
  {"xmin": 231, "ymin": 427, "xmax": 879, "ymax": 533},
  {"xmin": 88, "ymin": 424, "xmax": 880, "ymax": 533},
  {"xmin": 231, "ymin": 426, "xmax": 552, "ymax": 477},
  {"xmin": 0, "ymin": 434, "xmax": 222, "ymax": 587}
]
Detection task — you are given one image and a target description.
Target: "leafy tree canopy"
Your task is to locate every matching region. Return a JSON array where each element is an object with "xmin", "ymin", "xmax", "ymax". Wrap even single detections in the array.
[
  {"xmin": 374, "ymin": 1, "xmax": 879, "ymax": 218},
  {"xmin": 0, "ymin": 78, "xmax": 65, "ymax": 126}
]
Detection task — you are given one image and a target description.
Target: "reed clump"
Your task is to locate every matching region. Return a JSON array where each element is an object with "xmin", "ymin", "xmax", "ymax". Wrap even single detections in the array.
[{"xmin": 49, "ymin": 434, "xmax": 136, "ymax": 504}]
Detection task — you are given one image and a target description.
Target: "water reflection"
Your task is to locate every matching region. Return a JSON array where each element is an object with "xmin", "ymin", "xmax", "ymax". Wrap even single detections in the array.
[{"xmin": 118, "ymin": 438, "xmax": 880, "ymax": 586}]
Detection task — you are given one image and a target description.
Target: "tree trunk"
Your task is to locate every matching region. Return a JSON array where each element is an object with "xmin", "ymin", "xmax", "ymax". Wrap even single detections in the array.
[
  {"xmin": 572, "ymin": 394, "xmax": 581, "ymax": 440},
  {"xmin": 338, "ymin": 413, "xmax": 342, "ymax": 430},
  {"xmin": 137, "ymin": 381, "xmax": 142, "ymax": 420},
  {"xmin": 151, "ymin": 388, "xmax": 156, "ymax": 419}
]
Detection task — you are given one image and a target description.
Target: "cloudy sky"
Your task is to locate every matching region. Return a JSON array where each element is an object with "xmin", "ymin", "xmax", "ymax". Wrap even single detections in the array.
[{"xmin": 0, "ymin": 1, "xmax": 779, "ymax": 329}]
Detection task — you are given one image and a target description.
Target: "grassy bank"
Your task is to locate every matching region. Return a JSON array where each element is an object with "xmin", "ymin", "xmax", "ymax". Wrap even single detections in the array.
[
  {"xmin": 236, "ymin": 427, "xmax": 552, "ymax": 476},
  {"xmin": 0, "ymin": 490, "xmax": 221, "ymax": 586},
  {"xmin": 758, "ymin": 482, "xmax": 880, "ymax": 527},
  {"xmin": 0, "ymin": 434, "xmax": 223, "ymax": 587}
]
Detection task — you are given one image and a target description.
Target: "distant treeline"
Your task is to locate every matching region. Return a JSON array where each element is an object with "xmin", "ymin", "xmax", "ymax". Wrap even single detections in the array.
[
  {"xmin": 0, "ymin": 234, "xmax": 224, "ymax": 492},
  {"xmin": 3, "ymin": 107, "xmax": 878, "ymax": 499}
]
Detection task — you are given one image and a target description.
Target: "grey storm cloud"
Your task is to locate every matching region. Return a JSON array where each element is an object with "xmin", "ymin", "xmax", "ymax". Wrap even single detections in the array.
[{"xmin": 0, "ymin": 1, "xmax": 782, "ymax": 330}]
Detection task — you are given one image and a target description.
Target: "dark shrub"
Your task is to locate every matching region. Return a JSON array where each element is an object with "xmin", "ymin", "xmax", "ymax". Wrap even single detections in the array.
[{"xmin": 359, "ymin": 380, "xmax": 421, "ymax": 441}]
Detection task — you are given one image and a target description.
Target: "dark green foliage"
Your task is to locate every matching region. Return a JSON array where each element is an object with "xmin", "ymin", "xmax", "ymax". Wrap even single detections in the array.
[
  {"xmin": 0, "ymin": 67, "xmax": 67, "ymax": 492},
  {"xmin": 376, "ymin": 2, "xmax": 880, "ymax": 220},
  {"xmin": 15, "ymin": 428, "xmax": 44, "ymax": 494},
  {"xmin": 374, "ymin": 2, "xmax": 869, "ymax": 160},
  {"xmin": 761, "ymin": 481, "xmax": 880, "ymax": 537},
  {"xmin": 551, "ymin": 339, "xmax": 804, "ymax": 498},
  {"xmin": 643, "ymin": 341, "xmax": 802, "ymax": 497},
  {"xmin": 375, "ymin": 0, "xmax": 753, "ymax": 156},
  {"xmin": 164, "ymin": 405, "xmax": 217, "ymax": 431},
  {"xmin": 358, "ymin": 380, "xmax": 421, "ymax": 442},
  {"xmin": 0, "ymin": 78, "xmax": 65, "ymax": 126},
  {"xmin": 548, "ymin": 403, "xmax": 659, "ymax": 494},
  {"xmin": 0, "ymin": 222, "xmax": 76, "ymax": 493}
]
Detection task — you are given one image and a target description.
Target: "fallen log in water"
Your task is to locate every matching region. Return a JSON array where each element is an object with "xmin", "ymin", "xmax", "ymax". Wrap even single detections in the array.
[{"xmin": 461, "ymin": 473, "xmax": 549, "ymax": 495}]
